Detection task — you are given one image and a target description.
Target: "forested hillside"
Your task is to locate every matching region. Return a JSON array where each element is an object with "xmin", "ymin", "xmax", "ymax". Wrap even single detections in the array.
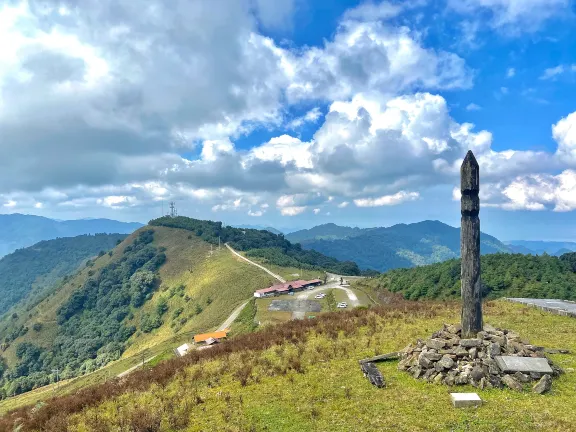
[
  {"xmin": 0, "ymin": 234, "xmax": 127, "ymax": 317},
  {"xmin": 299, "ymin": 220, "xmax": 510, "ymax": 272},
  {"xmin": 285, "ymin": 223, "xmax": 365, "ymax": 243},
  {"xmin": 0, "ymin": 229, "xmax": 165, "ymax": 396},
  {"xmin": 368, "ymin": 252, "xmax": 576, "ymax": 301},
  {"xmin": 150, "ymin": 216, "xmax": 361, "ymax": 275}
]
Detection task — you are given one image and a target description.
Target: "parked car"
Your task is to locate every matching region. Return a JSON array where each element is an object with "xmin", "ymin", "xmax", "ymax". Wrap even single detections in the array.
[
  {"xmin": 337, "ymin": 302, "xmax": 347, "ymax": 308},
  {"xmin": 315, "ymin": 293, "xmax": 326, "ymax": 299}
]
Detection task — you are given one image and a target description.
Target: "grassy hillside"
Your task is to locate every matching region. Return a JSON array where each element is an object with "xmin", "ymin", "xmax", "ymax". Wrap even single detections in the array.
[
  {"xmin": 150, "ymin": 216, "xmax": 361, "ymax": 275},
  {"xmin": 0, "ymin": 234, "xmax": 127, "ymax": 318},
  {"xmin": 298, "ymin": 220, "xmax": 511, "ymax": 272},
  {"xmin": 2, "ymin": 300, "xmax": 575, "ymax": 431},
  {"xmin": 0, "ymin": 220, "xmax": 329, "ymax": 399},
  {"xmin": 363, "ymin": 252, "xmax": 576, "ymax": 301}
]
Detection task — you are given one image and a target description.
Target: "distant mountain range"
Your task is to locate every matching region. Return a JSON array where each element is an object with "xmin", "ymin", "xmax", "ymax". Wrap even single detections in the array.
[
  {"xmin": 0, "ymin": 214, "xmax": 143, "ymax": 257},
  {"xmin": 286, "ymin": 221, "xmax": 511, "ymax": 272},
  {"xmin": 504, "ymin": 240, "xmax": 576, "ymax": 256}
]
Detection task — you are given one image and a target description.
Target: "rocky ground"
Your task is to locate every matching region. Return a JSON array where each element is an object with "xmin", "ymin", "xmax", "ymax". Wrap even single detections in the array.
[{"xmin": 398, "ymin": 323, "xmax": 563, "ymax": 393}]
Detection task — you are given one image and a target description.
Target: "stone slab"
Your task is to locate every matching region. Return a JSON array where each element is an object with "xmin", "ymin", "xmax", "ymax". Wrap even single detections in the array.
[
  {"xmin": 450, "ymin": 393, "xmax": 482, "ymax": 408},
  {"xmin": 495, "ymin": 356, "xmax": 553, "ymax": 374}
]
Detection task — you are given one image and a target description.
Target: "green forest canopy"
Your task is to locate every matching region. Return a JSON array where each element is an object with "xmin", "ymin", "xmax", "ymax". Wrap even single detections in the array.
[
  {"xmin": 0, "ymin": 230, "xmax": 165, "ymax": 397},
  {"xmin": 149, "ymin": 216, "xmax": 361, "ymax": 275},
  {"xmin": 0, "ymin": 233, "xmax": 128, "ymax": 317},
  {"xmin": 371, "ymin": 252, "xmax": 576, "ymax": 301}
]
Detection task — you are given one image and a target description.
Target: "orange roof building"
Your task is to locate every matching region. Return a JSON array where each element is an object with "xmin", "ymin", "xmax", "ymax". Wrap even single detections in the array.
[{"xmin": 194, "ymin": 330, "xmax": 229, "ymax": 344}]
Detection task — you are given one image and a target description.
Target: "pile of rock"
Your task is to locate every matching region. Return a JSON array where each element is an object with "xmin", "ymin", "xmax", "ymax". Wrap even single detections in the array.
[{"xmin": 398, "ymin": 323, "xmax": 563, "ymax": 393}]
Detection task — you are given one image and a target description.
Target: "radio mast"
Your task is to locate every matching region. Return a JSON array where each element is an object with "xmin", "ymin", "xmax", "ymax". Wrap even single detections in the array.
[{"xmin": 169, "ymin": 201, "xmax": 178, "ymax": 218}]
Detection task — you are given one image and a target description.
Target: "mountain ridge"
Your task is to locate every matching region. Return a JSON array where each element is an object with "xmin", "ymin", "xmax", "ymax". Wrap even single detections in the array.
[
  {"xmin": 287, "ymin": 220, "xmax": 511, "ymax": 272},
  {"xmin": 0, "ymin": 214, "xmax": 143, "ymax": 258}
]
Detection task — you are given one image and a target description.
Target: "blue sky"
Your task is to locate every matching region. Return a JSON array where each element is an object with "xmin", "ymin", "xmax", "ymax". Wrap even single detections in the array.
[{"xmin": 0, "ymin": 0, "xmax": 576, "ymax": 240}]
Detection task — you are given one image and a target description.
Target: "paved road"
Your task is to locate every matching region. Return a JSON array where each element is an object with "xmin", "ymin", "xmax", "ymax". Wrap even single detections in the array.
[
  {"xmin": 507, "ymin": 298, "xmax": 576, "ymax": 317},
  {"xmin": 218, "ymin": 300, "xmax": 249, "ymax": 331},
  {"xmin": 225, "ymin": 244, "xmax": 286, "ymax": 283}
]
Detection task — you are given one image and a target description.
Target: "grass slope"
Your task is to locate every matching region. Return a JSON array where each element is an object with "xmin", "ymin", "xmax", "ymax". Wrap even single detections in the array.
[
  {"xmin": 3, "ymin": 300, "xmax": 575, "ymax": 431},
  {"xmin": 0, "ymin": 225, "xmax": 288, "ymax": 402}
]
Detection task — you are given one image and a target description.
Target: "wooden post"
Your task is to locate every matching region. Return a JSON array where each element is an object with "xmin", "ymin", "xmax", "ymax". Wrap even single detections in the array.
[{"xmin": 460, "ymin": 150, "xmax": 483, "ymax": 337}]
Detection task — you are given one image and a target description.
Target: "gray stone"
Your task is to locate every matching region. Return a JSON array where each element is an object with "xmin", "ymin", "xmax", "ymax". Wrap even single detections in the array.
[
  {"xmin": 438, "ymin": 355, "xmax": 455, "ymax": 369},
  {"xmin": 513, "ymin": 372, "xmax": 531, "ymax": 383},
  {"xmin": 434, "ymin": 362, "xmax": 445, "ymax": 372},
  {"xmin": 454, "ymin": 346, "xmax": 469, "ymax": 357},
  {"xmin": 444, "ymin": 375, "xmax": 456, "ymax": 386},
  {"xmin": 532, "ymin": 374, "xmax": 552, "ymax": 394},
  {"xmin": 488, "ymin": 365, "xmax": 500, "ymax": 375},
  {"xmin": 488, "ymin": 342, "xmax": 501, "ymax": 357},
  {"xmin": 422, "ymin": 352, "xmax": 442, "ymax": 361},
  {"xmin": 412, "ymin": 367, "xmax": 423, "ymax": 378},
  {"xmin": 488, "ymin": 375, "xmax": 503, "ymax": 389},
  {"xmin": 455, "ymin": 374, "xmax": 469, "ymax": 385},
  {"xmin": 479, "ymin": 377, "xmax": 487, "ymax": 390},
  {"xmin": 461, "ymin": 339, "xmax": 482, "ymax": 348},
  {"xmin": 450, "ymin": 393, "xmax": 482, "ymax": 408},
  {"xmin": 470, "ymin": 366, "xmax": 485, "ymax": 381},
  {"xmin": 423, "ymin": 368, "xmax": 436, "ymax": 381},
  {"xmin": 447, "ymin": 324, "xmax": 462, "ymax": 335},
  {"xmin": 469, "ymin": 347, "xmax": 478, "ymax": 359},
  {"xmin": 502, "ymin": 375, "xmax": 523, "ymax": 391},
  {"xmin": 433, "ymin": 373, "xmax": 445, "ymax": 384},
  {"xmin": 418, "ymin": 355, "xmax": 433, "ymax": 368},
  {"xmin": 495, "ymin": 356, "xmax": 553, "ymax": 374},
  {"xmin": 426, "ymin": 339, "xmax": 446, "ymax": 350},
  {"xmin": 491, "ymin": 335, "xmax": 506, "ymax": 346}
]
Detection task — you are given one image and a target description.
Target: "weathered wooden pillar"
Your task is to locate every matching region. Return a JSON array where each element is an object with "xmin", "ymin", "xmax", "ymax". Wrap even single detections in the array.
[{"xmin": 460, "ymin": 150, "xmax": 483, "ymax": 338}]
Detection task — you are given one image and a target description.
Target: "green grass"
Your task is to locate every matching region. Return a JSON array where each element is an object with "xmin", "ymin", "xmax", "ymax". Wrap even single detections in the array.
[
  {"xmin": 54, "ymin": 300, "xmax": 576, "ymax": 431},
  {"xmin": 230, "ymin": 298, "xmax": 258, "ymax": 336}
]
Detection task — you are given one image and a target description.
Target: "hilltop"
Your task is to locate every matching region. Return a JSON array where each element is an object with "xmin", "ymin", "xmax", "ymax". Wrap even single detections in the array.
[
  {"xmin": 289, "ymin": 220, "xmax": 510, "ymax": 272},
  {"xmin": 0, "ymin": 216, "xmax": 360, "ymax": 397},
  {"xmin": 360, "ymin": 252, "xmax": 576, "ymax": 301},
  {"xmin": 0, "ymin": 214, "xmax": 142, "ymax": 258},
  {"xmin": 2, "ymin": 299, "xmax": 575, "ymax": 431}
]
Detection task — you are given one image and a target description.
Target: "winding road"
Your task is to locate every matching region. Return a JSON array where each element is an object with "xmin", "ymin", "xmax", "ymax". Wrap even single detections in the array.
[{"xmin": 225, "ymin": 244, "xmax": 286, "ymax": 283}]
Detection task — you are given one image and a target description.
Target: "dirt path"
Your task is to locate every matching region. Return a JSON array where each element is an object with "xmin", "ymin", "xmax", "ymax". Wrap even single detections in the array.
[
  {"xmin": 117, "ymin": 356, "xmax": 157, "ymax": 378},
  {"xmin": 225, "ymin": 244, "xmax": 286, "ymax": 283}
]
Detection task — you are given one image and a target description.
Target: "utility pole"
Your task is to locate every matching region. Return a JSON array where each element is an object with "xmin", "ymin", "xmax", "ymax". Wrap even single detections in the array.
[
  {"xmin": 218, "ymin": 236, "xmax": 221, "ymax": 250},
  {"xmin": 460, "ymin": 150, "xmax": 483, "ymax": 338},
  {"xmin": 52, "ymin": 368, "xmax": 59, "ymax": 392}
]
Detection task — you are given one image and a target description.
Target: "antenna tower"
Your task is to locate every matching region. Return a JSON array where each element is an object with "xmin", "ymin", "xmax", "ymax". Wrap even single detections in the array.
[{"xmin": 169, "ymin": 201, "xmax": 178, "ymax": 218}]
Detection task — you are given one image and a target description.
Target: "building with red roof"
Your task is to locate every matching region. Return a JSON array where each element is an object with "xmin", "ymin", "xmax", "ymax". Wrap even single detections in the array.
[{"xmin": 253, "ymin": 279, "xmax": 323, "ymax": 298}]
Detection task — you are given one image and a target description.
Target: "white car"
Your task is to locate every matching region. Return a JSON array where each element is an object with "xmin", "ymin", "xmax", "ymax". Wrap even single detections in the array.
[
  {"xmin": 315, "ymin": 293, "xmax": 326, "ymax": 299},
  {"xmin": 337, "ymin": 302, "xmax": 348, "ymax": 308}
]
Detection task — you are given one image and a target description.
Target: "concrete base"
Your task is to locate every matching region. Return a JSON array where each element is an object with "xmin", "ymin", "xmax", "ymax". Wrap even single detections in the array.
[{"xmin": 450, "ymin": 393, "xmax": 482, "ymax": 408}]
